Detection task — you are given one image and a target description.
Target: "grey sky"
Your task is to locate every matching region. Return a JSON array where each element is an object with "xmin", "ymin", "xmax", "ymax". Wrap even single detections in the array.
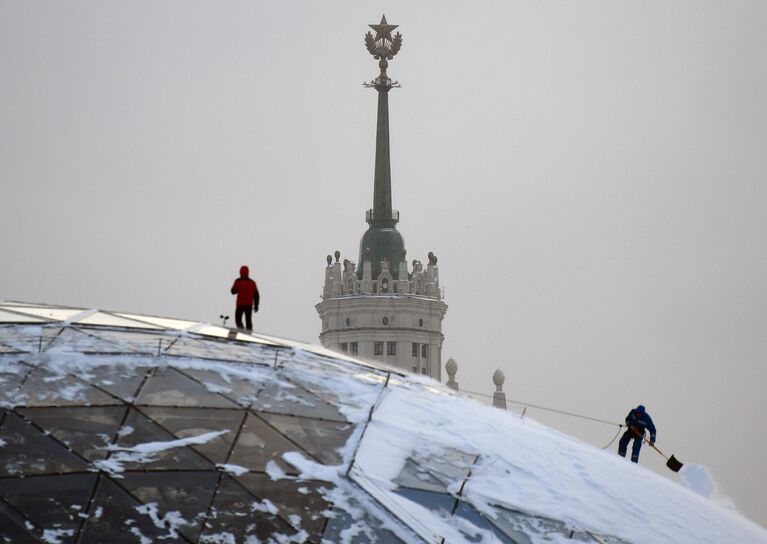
[{"xmin": 2, "ymin": 0, "xmax": 766, "ymax": 528}]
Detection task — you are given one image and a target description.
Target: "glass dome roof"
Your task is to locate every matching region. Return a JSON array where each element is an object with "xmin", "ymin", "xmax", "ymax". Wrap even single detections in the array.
[{"xmin": 0, "ymin": 301, "xmax": 762, "ymax": 544}]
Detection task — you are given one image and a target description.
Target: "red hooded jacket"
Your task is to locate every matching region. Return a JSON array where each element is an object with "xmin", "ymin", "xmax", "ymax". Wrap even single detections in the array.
[{"xmin": 231, "ymin": 266, "xmax": 259, "ymax": 309}]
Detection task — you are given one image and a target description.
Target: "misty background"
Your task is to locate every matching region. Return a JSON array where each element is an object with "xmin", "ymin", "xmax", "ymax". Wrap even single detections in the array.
[{"xmin": 1, "ymin": 1, "xmax": 766, "ymax": 528}]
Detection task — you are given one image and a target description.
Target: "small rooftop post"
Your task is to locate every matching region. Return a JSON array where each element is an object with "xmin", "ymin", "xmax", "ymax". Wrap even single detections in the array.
[{"xmin": 492, "ymin": 369, "xmax": 507, "ymax": 410}]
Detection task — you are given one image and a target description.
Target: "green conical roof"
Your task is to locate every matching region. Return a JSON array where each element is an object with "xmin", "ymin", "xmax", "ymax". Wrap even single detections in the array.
[{"xmin": 358, "ymin": 225, "xmax": 405, "ymax": 280}]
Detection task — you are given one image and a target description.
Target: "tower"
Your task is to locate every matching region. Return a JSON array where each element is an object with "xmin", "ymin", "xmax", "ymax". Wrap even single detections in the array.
[{"xmin": 316, "ymin": 16, "xmax": 448, "ymax": 380}]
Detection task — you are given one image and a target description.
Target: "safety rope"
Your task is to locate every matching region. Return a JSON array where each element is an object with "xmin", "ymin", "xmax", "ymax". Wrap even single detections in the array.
[
  {"xmin": 460, "ymin": 388, "xmax": 624, "ymax": 450},
  {"xmin": 601, "ymin": 425, "xmax": 623, "ymax": 450},
  {"xmin": 462, "ymin": 389, "xmax": 622, "ymax": 427}
]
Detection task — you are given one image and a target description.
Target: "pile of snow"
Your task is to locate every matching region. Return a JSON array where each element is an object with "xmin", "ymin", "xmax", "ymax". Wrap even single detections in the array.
[{"xmin": 679, "ymin": 464, "xmax": 717, "ymax": 498}]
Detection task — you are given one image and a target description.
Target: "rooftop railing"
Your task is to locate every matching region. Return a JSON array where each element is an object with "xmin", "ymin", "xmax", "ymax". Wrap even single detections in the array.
[{"xmin": 365, "ymin": 209, "xmax": 399, "ymax": 223}]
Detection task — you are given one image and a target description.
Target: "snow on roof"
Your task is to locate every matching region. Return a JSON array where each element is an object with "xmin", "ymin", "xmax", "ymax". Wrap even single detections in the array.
[{"xmin": 0, "ymin": 301, "xmax": 765, "ymax": 544}]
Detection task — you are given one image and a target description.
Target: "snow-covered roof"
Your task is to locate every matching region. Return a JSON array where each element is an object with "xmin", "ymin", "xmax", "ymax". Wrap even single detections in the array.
[{"xmin": 0, "ymin": 301, "xmax": 764, "ymax": 544}]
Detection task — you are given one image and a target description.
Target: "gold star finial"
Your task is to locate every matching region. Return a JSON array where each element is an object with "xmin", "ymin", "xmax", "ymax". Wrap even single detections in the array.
[{"xmin": 369, "ymin": 14, "xmax": 398, "ymax": 44}]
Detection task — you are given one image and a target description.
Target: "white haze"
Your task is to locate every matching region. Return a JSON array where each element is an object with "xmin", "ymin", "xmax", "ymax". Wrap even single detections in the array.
[{"xmin": 1, "ymin": 0, "xmax": 765, "ymax": 528}]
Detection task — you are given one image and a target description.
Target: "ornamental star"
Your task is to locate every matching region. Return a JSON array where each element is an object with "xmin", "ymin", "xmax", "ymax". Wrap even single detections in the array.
[{"xmin": 368, "ymin": 14, "xmax": 398, "ymax": 43}]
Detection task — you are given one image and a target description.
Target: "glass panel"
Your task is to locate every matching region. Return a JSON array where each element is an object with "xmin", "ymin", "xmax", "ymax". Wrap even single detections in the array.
[
  {"xmin": 0, "ymin": 342, "xmax": 21, "ymax": 353},
  {"xmin": 414, "ymin": 448, "xmax": 476, "ymax": 487},
  {"xmin": 487, "ymin": 505, "xmax": 599, "ymax": 543},
  {"xmin": 38, "ymin": 325, "xmax": 68, "ymax": 352},
  {"xmin": 0, "ymin": 412, "xmax": 89, "ymax": 475},
  {"xmin": 121, "ymin": 471, "xmax": 219, "ymax": 543},
  {"xmin": 322, "ymin": 498, "xmax": 412, "ymax": 544},
  {"xmin": 18, "ymin": 406, "xmax": 128, "ymax": 461},
  {"xmin": 114, "ymin": 313, "xmax": 200, "ymax": 330},
  {"xmin": 0, "ymin": 324, "xmax": 60, "ymax": 353},
  {"xmin": 77, "ymin": 329, "xmax": 178, "ymax": 355},
  {"xmin": 573, "ymin": 532, "xmax": 603, "ymax": 542},
  {"xmin": 0, "ymin": 306, "xmax": 84, "ymax": 322},
  {"xmin": 393, "ymin": 487, "xmax": 455, "ymax": 515},
  {"xmin": 0, "ymin": 361, "xmax": 34, "ymax": 407},
  {"xmin": 258, "ymin": 413, "xmax": 354, "ymax": 466},
  {"xmin": 113, "ymin": 408, "xmax": 213, "ymax": 471},
  {"xmin": 237, "ymin": 473, "xmax": 331, "ymax": 540},
  {"xmin": 227, "ymin": 412, "xmax": 302, "ymax": 474},
  {"xmin": 140, "ymin": 406, "xmax": 246, "ymax": 464},
  {"xmin": 597, "ymin": 535, "xmax": 631, "ymax": 544},
  {"xmin": 86, "ymin": 364, "xmax": 152, "ymax": 403},
  {"xmin": 0, "ymin": 500, "xmax": 37, "ymax": 543},
  {"xmin": 79, "ymin": 476, "xmax": 173, "ymax": 543},
  {"xmin": 167, "ymin": 336, "xmax": 277, "ymax": 365},
  {"xmin": 0, "ymin": 309, "xmax": 47, "ymax": 323},
  {"xmin": 74, "ymin": 312, "xmax": 159, "ymax": 329},
  {"xmin": 454, "ymin": 501, "xmax": 516, "ymax": 544},
  {"xmin": 251, "ymin": 380, "xmax": 348, "ymax": 422},
  {"xmin": 166, "ymin": 337, "xmax": 234, "ymax": 361},
  {"xmin": 17, "ymin": 367, "xmax": 121, "ymax": 407},
  {"xmin": 135, "ymin": 368, "xmax": 239, "ymax": 408},
  {"xmin": 279, "ymin": 355, "xmax": 387, "ymax": 412},
  {"xmin": 393, "ymin": 459, "xmax": 450, "ymax": 494},
  {"xmin": 0, "ymin": 473, "xmax": 97, "ymax": 538},
  {"xmin": 43, "ymin": 326, "xmax": 128, "ymax": 354},
  {"xmin": 177, "ymin": 368, "xmax": 265, "ymax": 407},
  {"xmin": 199, "ymin": 474, "xmax": 296, "ymax": 543}
]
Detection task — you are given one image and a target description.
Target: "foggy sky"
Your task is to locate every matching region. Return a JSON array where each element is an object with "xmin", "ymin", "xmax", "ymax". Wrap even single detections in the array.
[{"xmin": 1, "ymin": 1, "xmax": 766, "ymax": 528}]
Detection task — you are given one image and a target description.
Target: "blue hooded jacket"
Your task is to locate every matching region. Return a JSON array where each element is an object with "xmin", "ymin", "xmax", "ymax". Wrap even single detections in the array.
[{"xmin": 626, "ymin": 406, "xmax": 656, "ymax": 442}]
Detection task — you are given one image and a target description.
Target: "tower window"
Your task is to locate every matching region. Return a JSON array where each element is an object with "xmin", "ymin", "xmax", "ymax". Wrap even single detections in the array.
[
  {"xmin": 422, "ymin": 344, "xmax": 428, "ymax": 358},
  {"xmin": 419, "ymin": 318, "xmax": 424, "ymax": 327},
  {"xmin": 374, "ymin": 342, "xmax": 383, "ymax": 355},
  {"xmin": 346, "ymin": 318, "xmax": 351, "ymax": 327},
  {"xmin": 387, "ymin": 342, "xmax": 396, "ymax": 356},
  {"xmin": 412, "ymin": 343, "xmax": 418, "ymax": 357},
  {"xmin": 351, "ymin": 342, "xmax": 358, "ymax": 355},
  {"xmin": 382, "ymin": 317, "xmax": 389, "ymax": 326},
  {"xmin": 340, "ymin": 343, "xmax": 348, "ymax": 353}
]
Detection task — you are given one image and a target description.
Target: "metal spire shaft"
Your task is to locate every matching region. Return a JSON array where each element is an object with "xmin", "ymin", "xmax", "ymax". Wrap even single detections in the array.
[{"xmin": 373, "ymin": 87, "xmax": 393, "ymax": 225}]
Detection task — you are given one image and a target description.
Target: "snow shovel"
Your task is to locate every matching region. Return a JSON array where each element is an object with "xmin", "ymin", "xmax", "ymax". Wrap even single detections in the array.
[
  {"xmin": 643, "ymin": 436, "xmax": 683, "ymax": 472},
  {"xmin": 631, "ymin": 428, "xmax": 683, "ymax": 472}
]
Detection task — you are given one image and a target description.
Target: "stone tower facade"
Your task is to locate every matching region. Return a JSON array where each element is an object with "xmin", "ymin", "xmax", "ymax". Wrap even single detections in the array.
[{"xmin": 316, "ymin": 16, "xmax": 447, "ymax": 379}]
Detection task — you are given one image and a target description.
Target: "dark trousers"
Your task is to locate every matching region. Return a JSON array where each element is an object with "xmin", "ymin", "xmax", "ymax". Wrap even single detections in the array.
[
  {"xmin": 618, "ymin": 429, "xmax": 643, "ymax": 462},
  {"xmin": 235, "ymin": 305, "xmax": 253, "ymax": 331}
]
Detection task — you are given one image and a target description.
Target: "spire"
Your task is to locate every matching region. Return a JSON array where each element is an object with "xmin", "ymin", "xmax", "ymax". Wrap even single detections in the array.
[
  {"xmin": 359, "ymin": 16, "xmax": 406, "ymax": 280},
  {"xmin": 364, "ymin": 15, "xmax": 403, "ymax": 228}
]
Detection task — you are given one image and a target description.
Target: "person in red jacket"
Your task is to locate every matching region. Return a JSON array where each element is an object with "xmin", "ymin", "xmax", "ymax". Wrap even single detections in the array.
[{"xmin": 230, "ymin": 265, "xmax": 259, "ymax": 331}]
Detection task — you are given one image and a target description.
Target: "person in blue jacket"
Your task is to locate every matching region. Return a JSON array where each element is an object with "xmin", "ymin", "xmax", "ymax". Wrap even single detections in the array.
[{"xmin": 618, "ymin": 405, "xmax": 656, "ymax": 463}]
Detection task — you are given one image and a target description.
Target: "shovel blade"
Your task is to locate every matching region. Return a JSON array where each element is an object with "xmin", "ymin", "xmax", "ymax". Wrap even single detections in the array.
[{"xmin": 666, "ymin": 455, "xmax": 683, "ymax": 473}]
